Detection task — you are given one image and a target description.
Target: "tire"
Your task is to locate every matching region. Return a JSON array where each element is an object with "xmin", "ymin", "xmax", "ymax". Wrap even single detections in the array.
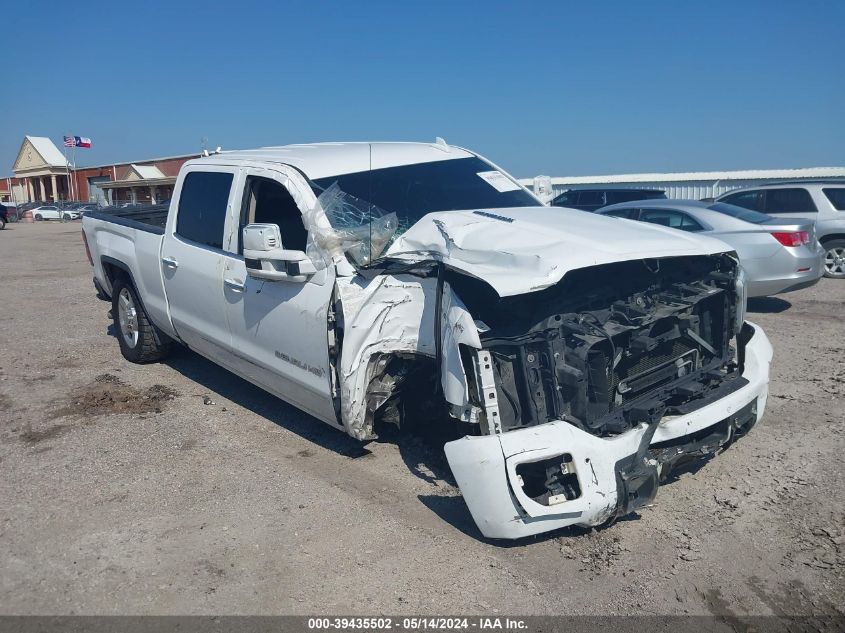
[
  {"xmin": 111, "ymin": 277, "xmax": 172, "ymax": 363},
  {"xmin": 0, "ymin": 217, "xmax": 5, "ymax": 230},
  {"xmin": 822, "ymin": 239, "xmax": 845, "ymax": 279},
  {"xmin": 61, "ymin": 214, "xmax": 68, "ymax": 223},
  {"xmin": 34, "ymin": 214, "xmax": 43, "ymax": 222}
]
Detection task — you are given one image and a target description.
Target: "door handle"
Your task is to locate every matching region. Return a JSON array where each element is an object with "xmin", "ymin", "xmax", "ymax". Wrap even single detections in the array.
[
  {"xmin": 224, "ymin": 277, "xmax": 245, "ymax": 292},
  {"xmin": 161, "ymin": 256, "xmax": 178, "ymax": 269}
]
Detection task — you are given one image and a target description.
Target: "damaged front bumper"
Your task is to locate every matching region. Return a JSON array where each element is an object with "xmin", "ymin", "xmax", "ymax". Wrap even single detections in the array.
[{"xmin": 444, "ymin": 321, "xmax": 772, "ymax": 540}]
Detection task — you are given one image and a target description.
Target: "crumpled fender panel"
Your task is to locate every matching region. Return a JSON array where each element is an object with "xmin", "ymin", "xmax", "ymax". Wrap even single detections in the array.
[{"xmin": 336, "ymin": 274, "xmax": 479, "ymax": 439}]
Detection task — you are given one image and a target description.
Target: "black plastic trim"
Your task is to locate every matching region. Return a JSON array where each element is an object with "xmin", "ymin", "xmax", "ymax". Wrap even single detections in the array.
[
  {"xmin": 86, "ymin": 210, "xmax": 165, "ymax": 235},
  {"xmin": 779, "ymin": 276, "xmax": 821, "ymax": 294}
]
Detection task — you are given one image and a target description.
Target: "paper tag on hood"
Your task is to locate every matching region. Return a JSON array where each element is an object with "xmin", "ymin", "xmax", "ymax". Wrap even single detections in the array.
[{"xmin": 476, "ymin": 170, "xmax": 521, "ymax": 193}]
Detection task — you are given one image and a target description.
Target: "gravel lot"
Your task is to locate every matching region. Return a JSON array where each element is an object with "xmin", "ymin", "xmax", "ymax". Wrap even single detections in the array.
[{"xmin": 1, "ymin": 221, "xmax": 843, "ymax": 617}]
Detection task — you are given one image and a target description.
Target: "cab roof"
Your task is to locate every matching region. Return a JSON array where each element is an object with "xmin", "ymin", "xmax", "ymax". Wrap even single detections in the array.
[{"xmin": 190, "ymin": 142, "xmax": 476, "ymax": 180}]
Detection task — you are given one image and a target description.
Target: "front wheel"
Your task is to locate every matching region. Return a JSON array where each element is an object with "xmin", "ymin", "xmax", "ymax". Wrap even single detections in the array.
[
  {"xmin": 34, "ymin": 214, "xmax": 43, "ymax": 221},
  {"xmin": 822, "ymin": 239, "xmax": 845, "ymax": 279},
  {"xmin": 0, "ymin": 217, "xmax": 5, "ymax": 230},
  {"xmin": 111, "ymin": 278, "xmax": 172, "ymax": 363}
]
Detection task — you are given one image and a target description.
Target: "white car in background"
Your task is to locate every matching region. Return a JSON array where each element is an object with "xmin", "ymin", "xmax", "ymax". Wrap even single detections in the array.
[{"xmin": 31, "ymin": 205, "xmax": 81, "ymax": 222}]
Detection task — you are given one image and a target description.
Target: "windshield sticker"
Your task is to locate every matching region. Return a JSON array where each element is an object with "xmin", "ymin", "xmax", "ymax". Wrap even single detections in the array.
[{"xmin": 476, "ymin": 171, "xmax": 521, "ymax": 193}]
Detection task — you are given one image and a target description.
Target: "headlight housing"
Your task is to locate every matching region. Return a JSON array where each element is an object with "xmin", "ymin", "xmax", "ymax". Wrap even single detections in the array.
[{"xmin": 734, "ymin": 264, "xmax": 747, "ymax": 334}]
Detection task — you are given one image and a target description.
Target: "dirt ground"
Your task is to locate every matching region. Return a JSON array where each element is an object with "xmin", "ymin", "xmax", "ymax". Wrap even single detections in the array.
[{"xmin": 1, "ymin": 221, "xmax": 843, "ymax": 617}]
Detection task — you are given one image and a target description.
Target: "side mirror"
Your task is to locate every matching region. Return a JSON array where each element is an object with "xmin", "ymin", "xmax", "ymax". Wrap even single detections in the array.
[{"xmin": 242, "ymin": 223, "xmax": 316, "ymax": 283}]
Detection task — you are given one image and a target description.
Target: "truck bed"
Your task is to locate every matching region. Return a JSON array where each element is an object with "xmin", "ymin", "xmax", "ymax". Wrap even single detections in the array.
[
  {"xmin": 85, "ymin": 204, "xmax": 169, "ymax": 234},
  {"xmin": 83, "ymin": 205, "xmax": 174, "ymax": 340}
]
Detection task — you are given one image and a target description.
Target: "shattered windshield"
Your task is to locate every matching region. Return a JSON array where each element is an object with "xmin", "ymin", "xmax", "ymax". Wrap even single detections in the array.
[{"xmin": 310, "ymin": 157, "xmax": 538, "ymax": 266}]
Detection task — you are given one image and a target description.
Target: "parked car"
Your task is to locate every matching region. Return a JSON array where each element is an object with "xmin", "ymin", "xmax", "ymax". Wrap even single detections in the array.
[
  {"xmin": 0, "ymin": 203, "xmax": 20, "ymax": 224},
  {"xmin": 715, "ymin": 182, "xmax": 845, "ymax": 279},
  {"xmin": 82, "ymin": 141, "xmax": 771, "ymax": 540},
  {"xmin": 551, "ymin": 188, "xmax": 666, "ymax": 212},
  {"xmin": 31, "ymin": 205, "xmax": 62, "ymax": 221},
  {"xmin": 31, "ymin": 204, "xmax": 81, "ymax": 222},
  {"xmin": 598, "ymin": 200, "xmax": 823, "ymax": 297},
  {"xmin": 76, "ymin": 203, "xmax": 101, "ymax": 216}
]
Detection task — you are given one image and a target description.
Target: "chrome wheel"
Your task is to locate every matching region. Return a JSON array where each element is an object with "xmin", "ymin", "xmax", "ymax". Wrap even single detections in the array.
[
  {"xmin": 824, "ymin": 246, "xmax": 845, "ymax": 277},
  {"xmin": 117, "ymin": 287, "xmax": 140, "ymax": 348}
]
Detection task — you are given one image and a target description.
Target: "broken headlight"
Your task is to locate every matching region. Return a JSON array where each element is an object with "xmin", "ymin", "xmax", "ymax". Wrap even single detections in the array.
[{"xmin": 734, "ymin": 265, "xmax": 747, "ymax": 334}]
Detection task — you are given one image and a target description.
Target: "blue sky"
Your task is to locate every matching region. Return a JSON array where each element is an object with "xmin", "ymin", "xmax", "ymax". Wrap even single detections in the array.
[{"xmin": 2, "ymin": 0, "xmax": 843, "ymax": 178}]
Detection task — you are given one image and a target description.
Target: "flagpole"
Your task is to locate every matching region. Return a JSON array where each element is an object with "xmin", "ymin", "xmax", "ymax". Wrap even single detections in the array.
[
  {"xmin": 63, "ymin": 136, "xmax": 72, "ymax": 202},
  {"xmin": 71, "ymin": 135, "xmax": 77, "ymax": 201}
]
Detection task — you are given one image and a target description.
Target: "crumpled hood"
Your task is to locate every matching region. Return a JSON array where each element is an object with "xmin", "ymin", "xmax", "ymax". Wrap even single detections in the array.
[{"xmin": 383, "ymin": 206, "xmax": 733, "ymax": 296}]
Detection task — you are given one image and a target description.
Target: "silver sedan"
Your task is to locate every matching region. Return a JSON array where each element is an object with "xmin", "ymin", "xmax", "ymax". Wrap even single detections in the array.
[{"xmin": 597, "ymin": 199, "xmax": 824, "ymax": 297}]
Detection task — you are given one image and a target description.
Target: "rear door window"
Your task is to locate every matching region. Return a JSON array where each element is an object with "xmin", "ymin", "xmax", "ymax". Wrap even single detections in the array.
[
  {"xmin": 640, "ymin": 208, "xmax": 704, "ymax": 232},
  {"xmin": 721, "ymin": 190, "xmax": 764, "ymax": 211},
  {"xmin": 764, "ymin": 188, "xmax": 818, "ymax": 214},
  {"xmin": 175, "ymin": 171, "xmax": 234, "ymax": 249},
  {"xmin": 551, "ymin": 191, "xmax": 578, "ymax": 207},
  {"xmin": 577, "ymin": 191, "xmax": 605, "ymax": 207},
  {"xmin": 607, "ymin": 191, "xmax": 640, "ymax": 204},
  {"xmin": 603, "ymin": 207, "xmax": 638, "ymax": 219},
  {"xmin": 823, "ymin": 188, "xmax": 845, "ymax": 211}
]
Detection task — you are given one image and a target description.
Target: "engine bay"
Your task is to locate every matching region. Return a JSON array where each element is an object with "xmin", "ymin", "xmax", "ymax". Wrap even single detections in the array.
[{"xmin": 454, "ymin": 255, "xmax": 747, "ymax": 437}]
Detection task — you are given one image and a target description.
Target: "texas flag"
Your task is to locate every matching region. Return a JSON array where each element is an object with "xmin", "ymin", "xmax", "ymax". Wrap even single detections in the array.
[{"xmin": 74, "ymin": 136, "xmax": 92, "ymax": 148}]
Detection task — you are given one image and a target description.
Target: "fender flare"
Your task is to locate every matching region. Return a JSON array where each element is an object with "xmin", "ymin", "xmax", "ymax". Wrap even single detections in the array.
[{"xmin": 100, "ymin": 256, "xmax": 174, "ymax": 346}]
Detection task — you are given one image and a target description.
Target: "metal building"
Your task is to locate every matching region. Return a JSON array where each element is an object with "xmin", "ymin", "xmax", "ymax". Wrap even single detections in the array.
[{"xmin": 520, "ymin": 167, "xmax": 845, "ymax": 202}]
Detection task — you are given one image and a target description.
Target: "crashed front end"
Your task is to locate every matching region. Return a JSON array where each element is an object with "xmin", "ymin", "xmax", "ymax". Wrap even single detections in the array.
[
  {"xmin": 320, "ymin": 197, "xmax": 773, "ymax": 539},
  {"xmin": 334, "ymin": 249, "xmax": 772, "ymax": 539},
  {"xmin": 442, "ymin": 254, "xmax": 772, "ymax": 539}
]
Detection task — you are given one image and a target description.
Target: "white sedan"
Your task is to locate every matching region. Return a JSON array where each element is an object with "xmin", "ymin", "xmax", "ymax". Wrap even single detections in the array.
[{"xmin": 31, "ymin": 206, "xmax": 81, "ymax": 222}]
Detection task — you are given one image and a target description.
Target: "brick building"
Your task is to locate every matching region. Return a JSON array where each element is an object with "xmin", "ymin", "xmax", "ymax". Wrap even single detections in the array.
[{"xmin": 2, "ymin": 136, "xmax": 199, "ymax": 205}]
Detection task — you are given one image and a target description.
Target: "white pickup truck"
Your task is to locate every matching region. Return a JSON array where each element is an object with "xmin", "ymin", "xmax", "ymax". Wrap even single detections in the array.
[{"xmin": 82, "ymin": 141, "xmax": 773, "ymax": 539}]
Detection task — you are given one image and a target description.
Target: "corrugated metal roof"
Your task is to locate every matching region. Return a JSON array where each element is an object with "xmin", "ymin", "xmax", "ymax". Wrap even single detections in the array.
[
  {"xmin": 518, "ymin": 166, "xmax": 845, "ymax": 186},
  {"xmin": 25, "ymin": 136, "xmax": 69, "ymax": 168}
]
